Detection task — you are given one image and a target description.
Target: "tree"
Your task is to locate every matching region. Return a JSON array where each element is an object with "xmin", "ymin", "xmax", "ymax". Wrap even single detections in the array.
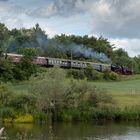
[
  {"xmin": 14, "ymin": 48, "xmax": 37, "ymax": 80},
  {"xmin": 30, "ymin": 67, "xmax": 70, "ymax": 114},
  {"xmin": 0, "ymin": 54, "xmax": 14, "ymax": 82},
  {"xmin": 84, "ymin": 65, "xmax": 102, "ymax": 81},
  {"xmin": 133, "ymin": 56, "xmax": 140, "ymax": 73},
  {"xmin": 113, "ymin": 48, "xmax": 132, "ymax": 69},
  {"xmin": 0, "ymin": 23, "xmax": 9, "ymax": 51}
]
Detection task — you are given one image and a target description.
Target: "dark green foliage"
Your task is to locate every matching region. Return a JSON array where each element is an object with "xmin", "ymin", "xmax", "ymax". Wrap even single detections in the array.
[
  {"xmin": 103, "ymin": 69, "xmax": 111, "ymax": 80},
  {"xmin": 0, "ymin": 23, "xmax": 9, "ymax": 50},
  {"xmin": 67, "ymin": 69, "xmax": 85, "ymax": 79},
  {"xmin": 0, "ymin": 48, "xmax": 37, "ymax": 82},
  {"xmin": 67, "ymin": 66, "xmax": 118, "ymax": 81},
  {"xmin": 54, "ymin": 34, "xmax": 114, "ymax": 58},
  {"xmin": 103, "ymin": 70, "xmax": 118, "ymax": 80},
  {"xmin": 33, "ymin": 112, "xmax": 49, "ymax": 124},
  {"xmin": 133, "ymin": 56, "xmax": 140, "ymax": 73},
  {"xmin": 84, "ymin": 65, "xmax": 102, "ymax": 81},
  {"xmin": 112, "ymin": 48, "xmax": 133, "ymax": 69},
  {"xmin": 16, "ymin": 57, "xmax": 37, "ymax": 80},
  {"xmin": 10, "ymin": 93, "xmax": 36, "ymax": 113},
  {"xmin": 109, "ymin": 72, "xmax": 118, "ymax": 80},
  {"xmin": 0, "ymin": 57, "xmax": 14, "ymax": 82},
  {"xmin": 14, "ymin": 48, "xmax": 37, "ymax": 80},
  {"xmin": 0, "ymin": 107, "xmax": 16, "ymax": 119},
  {"xmin": 0, "ymin": 83, "xmax": 13, "ymax": 106}
]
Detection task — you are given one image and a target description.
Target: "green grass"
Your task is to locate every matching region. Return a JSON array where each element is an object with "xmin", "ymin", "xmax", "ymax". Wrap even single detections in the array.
[
  {"xmin": 112, "ymin": 94, "xmax": 140, "ymax": 108},
  {"xmin": 10, "ymin": 75, "xmax": 140, "ymax": 109},
  {"xmin": 11, "ymin": 81, "xmax": 31, "ymax": 94},
  {"xmin": 92, "ymin": 77, "xmax": 140, "ymax": 108},
  {"xmin": 92, "ymin": 79, "xmax": 140, "ymax": 94}
]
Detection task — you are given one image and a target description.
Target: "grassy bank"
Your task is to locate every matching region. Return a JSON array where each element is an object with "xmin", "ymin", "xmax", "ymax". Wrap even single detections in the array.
[
  {"xmin": 1, "ymin": 68, "xmax": 140, "ymax": 123},
  {"xmin": 12, "ymin": 74, "xmax": 140, "ymax": 109},
  {"xmin": 91, "ymin": 77, "xmax": 140, "ymax": 109}
]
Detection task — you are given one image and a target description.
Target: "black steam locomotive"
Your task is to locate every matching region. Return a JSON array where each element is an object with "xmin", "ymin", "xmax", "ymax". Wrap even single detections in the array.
[{"xmin": 111, "ymin": 64, "xmax": 132, "ymax": 75}]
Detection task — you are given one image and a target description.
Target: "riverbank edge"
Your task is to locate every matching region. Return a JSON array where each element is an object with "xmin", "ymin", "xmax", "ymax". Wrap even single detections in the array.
[{"xmin": 1, "ymin": 106, "xmax": 140, "ymax": 124}]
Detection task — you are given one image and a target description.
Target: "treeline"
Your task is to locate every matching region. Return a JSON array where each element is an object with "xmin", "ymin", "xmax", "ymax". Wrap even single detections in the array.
[{"xmin": 0, "ymin": 23, "xmax": 140, "ymax": 72}]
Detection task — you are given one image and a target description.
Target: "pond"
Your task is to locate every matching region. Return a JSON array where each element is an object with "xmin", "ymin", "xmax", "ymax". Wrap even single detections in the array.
[{"xmin": 2, "ymin": 121, "xmax": 140, "ymax": 140}]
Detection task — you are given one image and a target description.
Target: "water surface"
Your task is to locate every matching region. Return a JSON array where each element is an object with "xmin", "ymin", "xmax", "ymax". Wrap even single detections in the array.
[{"xmin": 2, "ymin": 122, "xmax": 140, "ymax": 140}]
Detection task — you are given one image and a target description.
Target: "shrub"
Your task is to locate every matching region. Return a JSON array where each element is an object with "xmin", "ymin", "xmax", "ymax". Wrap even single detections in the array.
[
  {"xmin": 103, "ymin": 69, "xmax": 110, "ymax": 80},
  {"xmin": 0, "ymin": 83, "xmax": 13, "ymax": 106},
  {"xmin": 84, "ymin": 65, "xmax": 102, "ymax": 81},
  {"xmin": 33, "ymin": 112, "xmax": 49, "ymax": 124},
  {"xmin": 10, "ymin": 93, "xmax": 36, "ymax": 113},
  {"xmin": 56, "ymin": 111, "xmax": 72, "ymax": 121},
  {"xmin": 0, "ymin": 107, "xmax": 16, "ymax": 119},
  {"xmin": 67, "ymin": 69, "xmax": 85, "ymax": 79},
  {"xmin": 109, "ymin": 72, "xmax": 118, "ymax": 80},
  {"xmin": 103, "ymin": 70, "xmax": 118, "ymax": 80},
  {"xmin": 14, "ymin": 114, "xmax": 34, "ymax": 123}
]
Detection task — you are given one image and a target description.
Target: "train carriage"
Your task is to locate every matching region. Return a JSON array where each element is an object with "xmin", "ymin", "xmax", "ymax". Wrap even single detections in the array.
[
  {"xmin": 33, "ymin": 57, "xmax": 48, "ymax": 66},
  {"xmin": 6, "ymin": 53, "xmax": 132, "ymax": 75},
  {"xmin": 6, "ymin": 53, "xmax": 22, "ymax": 63}
]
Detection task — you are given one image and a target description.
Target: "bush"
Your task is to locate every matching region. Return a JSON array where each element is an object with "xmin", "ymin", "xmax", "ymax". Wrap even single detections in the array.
[
  {"xmin": 84, "ymin": 65, "xmax": 102, "ymax": 81},
  {"xmin": 33, "ymin": 112, "xmax": 49, "ymax": 124},
  {"xmin": 56, "ymin": 111, "xmax": 72, "ymax": 121},
  {"xmin": 67, "ymin": 69, "xmax": 85, "ymax": 79},
  {"xmin": 0, "ymin": 107, "xmax": 16, "ymax": 119},
  {"xmin": 0, "ymin": 83, "xmax": 13, "ymax": 106},
  {"xmin": 10, "ymin": 93, "xmax": 36, "ymax": 113},
  {"xmin": 103, "ymin": 70, "xmax": 118, "ymax": 80},
  {"xmin": 103, "ymin": 70, "xmax": 110, "ymax": 80},
  {"xmin": 109, "ymin": 72, "xmax": 118, "ymax": 80},
  {"xmin": 14, "ymin": 114, "xmax": 34, "ymax": 123}
]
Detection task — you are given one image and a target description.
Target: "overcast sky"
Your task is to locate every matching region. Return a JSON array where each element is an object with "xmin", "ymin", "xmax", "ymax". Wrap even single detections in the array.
[{"xmin": 0, "ymin": 0, "xmax": 140, "ymax": 57}]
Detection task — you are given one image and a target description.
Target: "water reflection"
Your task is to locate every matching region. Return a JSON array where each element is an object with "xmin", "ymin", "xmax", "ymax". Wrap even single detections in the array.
[{"xmin": 1, "ymin": 122, "xmax": 140, "ymax": 140}]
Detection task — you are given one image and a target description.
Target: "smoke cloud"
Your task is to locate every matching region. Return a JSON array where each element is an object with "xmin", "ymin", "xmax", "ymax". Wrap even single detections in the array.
[{"xmin": 35, "ymin": 31, "xmax": 111, "ymax": 63}]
